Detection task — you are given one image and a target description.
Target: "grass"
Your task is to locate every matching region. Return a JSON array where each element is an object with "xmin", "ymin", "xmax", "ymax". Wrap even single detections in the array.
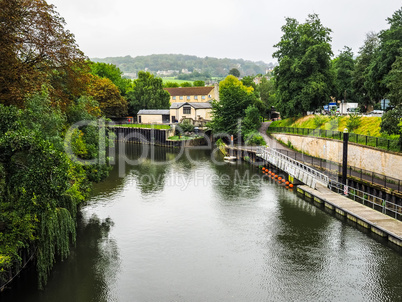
[
  {"xmin": 270, "ymin": 115, "xmax": 399, "ymax": 139},
  {"xmin": 162, "ymin": 77, "xmax": 194, "ymax": 85},
  {"xmin": 112, "ymin": 124, "xmax": 171, "ymax": 130},
  {"xmin": 167, "ymin": 135, "xmax": 201, "ymax": 141}
]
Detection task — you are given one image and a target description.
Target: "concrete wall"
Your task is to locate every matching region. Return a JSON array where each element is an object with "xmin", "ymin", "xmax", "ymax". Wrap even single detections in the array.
[
  {"xmin": 137, "ymin": 114, "xmax": 164, "ymax": 124},
  {"xmin": 271, "ymin": 133, "xmax": 402, "ymax": 180}
]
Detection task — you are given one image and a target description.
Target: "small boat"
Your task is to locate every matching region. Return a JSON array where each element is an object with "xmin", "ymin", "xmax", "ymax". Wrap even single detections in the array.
[{"xmin": 224, "ymin": 156, "xmax": 237, "ymax": 161}]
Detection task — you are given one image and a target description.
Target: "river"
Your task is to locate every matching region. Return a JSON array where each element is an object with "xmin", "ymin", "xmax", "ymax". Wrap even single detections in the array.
[{"xmin": 2, "ymin": 144, "xmax": 402, "ymax": 301}]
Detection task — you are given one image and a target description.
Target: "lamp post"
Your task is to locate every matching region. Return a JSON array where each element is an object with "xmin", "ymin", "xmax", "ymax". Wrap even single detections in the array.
[{"xmin": 342, "ymin": 128, "xmax": 349, "ymax": 186}]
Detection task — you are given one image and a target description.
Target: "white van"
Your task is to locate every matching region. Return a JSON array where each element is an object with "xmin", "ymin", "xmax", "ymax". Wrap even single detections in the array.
[{"xmin": 368, "ymin": 110, "xmax": 384, "ymax": 116}]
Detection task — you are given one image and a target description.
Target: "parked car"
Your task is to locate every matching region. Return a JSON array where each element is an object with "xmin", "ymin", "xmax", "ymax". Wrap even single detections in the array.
[{"xmin": 368, "ymin": 110, "xmax": 384, "ymax": 116}]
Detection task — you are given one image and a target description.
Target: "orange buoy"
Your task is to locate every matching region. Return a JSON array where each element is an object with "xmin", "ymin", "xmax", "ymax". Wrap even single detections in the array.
[
  {"xmin": 278, "ymin": 177, "xmax": 282, "ymax": 180},
  {"xmin": 275, "ymin": 175, "xmax": 278, "ymax": 178},
  {"xmin": 289, "ymin": 184, "xmax": 294, "ymax": 188},
  {"xmin": 286, "ymin": 181, "xmax": 289, "ymax": 185},
  {"xmin": 282, "ymin": 179, "xmax": 286, "ymax": 183}
]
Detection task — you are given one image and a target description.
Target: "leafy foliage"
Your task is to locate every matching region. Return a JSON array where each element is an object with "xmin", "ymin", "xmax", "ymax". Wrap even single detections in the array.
[
  {"xmin": 229, "ymin": 68, "xmax": 240, "ymax": 77},
  {"xmin": 332, "ymin": 46, "xmax": 355, "ymax": 102},
  {"xmin": 208, "ymin": 76, "xmax": 257, "ymax": 135},
  {"xmin": 89, "ymin": 62, "xmax": 132, "ymax": 96},
  {"xmin": 0, "ymin": 0, "xmax": 88, "ymax": 107},
  {"xmin": 86, "ymin": 74, "xmax": 128, "ymax": 117},
  {"xmin": 346, "ymin": 113, "xmax": 362, "ymax": 131},
  {"xmin": 273, "ymin": 14, "xmax": 335, "ymax": 118},
  {"xmin": 366, "ymin": 8, "xmax": 402, "ymax": 102},
  {"xmin": 242, "ymin": 105, "xmax": 261, "ymax": 136},
  {"xmin": 92, "ymin": 54, "xmax": 273, "ymax": 78},
  {"xmin": 126, "ymin": 71, "xmax": 170, "ymax": 116}
]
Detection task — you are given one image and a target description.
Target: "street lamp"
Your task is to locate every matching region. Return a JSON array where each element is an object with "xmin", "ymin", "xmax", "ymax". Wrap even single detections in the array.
[{"xmin": 342, "ymin": 128, "xmax": 349, "ymax": 186}]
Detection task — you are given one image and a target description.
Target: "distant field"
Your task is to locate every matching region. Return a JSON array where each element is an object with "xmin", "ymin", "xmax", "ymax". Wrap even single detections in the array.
[{"xmin": 162, "ymin": 77, "xmax": 194, "ymax": 85}]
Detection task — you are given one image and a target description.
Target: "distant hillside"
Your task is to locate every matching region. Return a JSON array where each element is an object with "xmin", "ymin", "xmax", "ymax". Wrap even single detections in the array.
[{"xmin": 91, "ymin": 54, "xmax": 275, "ymax": 79}]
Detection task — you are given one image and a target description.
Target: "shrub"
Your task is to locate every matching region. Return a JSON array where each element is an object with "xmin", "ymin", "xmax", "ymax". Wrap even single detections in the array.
[
  {"xmin": 313, "ymin": 115, "xmax": 326, "ymax": 128},
  {"xmin": 346, "ymin": 114, "xmax": 362, "ymax": 132},
  {"xmin": 245, "ymin": 132, "xmax": 265, "ymax": 146}
]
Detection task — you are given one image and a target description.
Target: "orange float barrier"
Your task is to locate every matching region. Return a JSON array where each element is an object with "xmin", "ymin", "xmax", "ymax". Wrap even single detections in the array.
[
  {"xmin": 289, "ymin": 184, "xmax": 294, "ymax": 188},
  {"xmin": 278, "ymin": 177, "xmax": 282, "ymax": 180},
  {"xmin": 285, "ymin": 181, "xmax": 289, "ymax": 185}
]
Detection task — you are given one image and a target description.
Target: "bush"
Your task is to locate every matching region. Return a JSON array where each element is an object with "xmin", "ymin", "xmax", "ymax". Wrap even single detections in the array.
[
  {"xmin": 313, "ymin": 115, "xmax": 326, "ymax": 128},
  {"xmin": 245, "ymin": 132, "xmax": 265, "ymax": 146},
  {"xmin": 346, "ymin": 114, "xmax": 362, "ymax": 132},
  {"xmin": 176, "ymin": 120, "xmax": 194, "ymax": 134}
]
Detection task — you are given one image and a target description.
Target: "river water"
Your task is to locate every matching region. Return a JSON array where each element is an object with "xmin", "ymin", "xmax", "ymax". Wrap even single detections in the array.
[{"xmin": 2, "ymin": 144, "xmax": 402, "ymax": 301}]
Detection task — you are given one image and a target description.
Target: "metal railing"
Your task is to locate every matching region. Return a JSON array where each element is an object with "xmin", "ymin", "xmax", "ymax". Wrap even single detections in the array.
[
  {"xmin": 275, "ymin": 149, "xmax": 402, "ymax": 193},
  {"xmin": 329, "ymin": 180, "xmax": 402, "ymax": 221},
  {"xmin": 257, "ymin": 146, "xmax": 329, "ymax": 187},
  {"xmin": 268, "ymin": 127, "xmax": 402, "ymax": 152}
]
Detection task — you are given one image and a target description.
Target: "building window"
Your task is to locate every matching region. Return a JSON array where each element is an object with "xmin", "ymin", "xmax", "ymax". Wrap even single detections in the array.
[
  {"xmin": 172, "ymin": 96, "xmax": 176, "ymax": 100},
  {"xmin": 194, "ymin": 95, "xmax": 198, "ymax": 100},
  {"xmin": 180, "ymin": 96, "xmax": 183, "ymax": 100},
  {"xmin": 187, "ymin": 96, "xmax": 191, "ymax": 100},
  {"xmin": 183, "ymin": 106, "xmax": 191, "ymax": 114},
  {"xmin": 202, "ymin": 95, "xmax": 206, "ymax": 100}
]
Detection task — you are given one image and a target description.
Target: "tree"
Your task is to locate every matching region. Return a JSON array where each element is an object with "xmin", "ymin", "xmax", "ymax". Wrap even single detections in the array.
[
  {"xmin": 385, "ymin": 51, "xmax": 402, "ymax": 107},
  {"xmin": 0, "ymin": 0, "xmax": 88, "ymax": 107},
  {"xmin": 208, "ymin": 75, "xmax": 256, "ymax": 135},
  {"xmin": 126, "ymin": 71, "xmax": 170, "ymax": 115},
  {"xmin": 366, "ymin": 8, "xmax": 402, "ymax": 102},
  {"xmin": 86, "ymin": 75, "xmax": 128, "ymax": 117},
  {"xmin": 90, "ymin": 62, "xmax": 132, "ymax": 96},
  {"xmin": 259, "ymin": 77, "xmax": 277, "ymax": 119},
  {"xmin": 352, "ymin": 32, "xmax": 379, "ymax": 111},
  {"xmin": 273, "ymin": 14, "xmax": 335, "ymax": 118},
  {"xmin": 242, "ymin": 105, "xmax": 261, "ymax": 136},
  {"xmin": 180, "ymin": 82, "xmax": 193, "ymax": 87},
  {"xmin": 332, "ymin": 46, "xmax": 355, "ymax": 102},
  {"xmin": 164, "ymin": 82, "xmax": 180, "ymax": 88},
  {"xmin": 229, "ymin": 68, "xmax": 240, "ymax": 77},
  {"xmin": 193, "ymin": 80, "xmax": 205, "ymax": 87}
]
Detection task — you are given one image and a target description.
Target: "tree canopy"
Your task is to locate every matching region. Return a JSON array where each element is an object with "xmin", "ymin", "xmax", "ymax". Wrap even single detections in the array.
[
  {"xmin": 126, "ymin": 71, "xmax": 170, "ymax": 116},
  {"xmin": 208, "ymin": 75, "xmax": 257, "ymax": 135},
  {"xmin": 273, "ymin": 14, "xmax": 335, "ymax": 117},
  {"xmin": 0, "ymin": 0, "xmax": 88, "ymax": 107},
  {"xmin": 332, "ymin": 46, "xmax": 355, "ymax": 102}
]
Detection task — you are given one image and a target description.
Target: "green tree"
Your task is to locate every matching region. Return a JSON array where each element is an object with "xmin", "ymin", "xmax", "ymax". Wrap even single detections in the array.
[
  {"xmin": 90, "ymin": 62, "xmax": 132, "ymax": 96},
  {"xmin": 164, "ymin": 82, "xmax": 180, "ymax": 88},
  {"xmin": 126, "ymin": 71, "xmax": 170, "ymax": 116},
  {"xmin": 332, "ymin": 46, "xmax": 355, "ymax": 102},
  {"xmin": 352, "ymin": 32, "xmax": 379, "ymax": 111},
  {"xmin": 229, "ymin": 68, "xmax": 240, "ymax": 77},
  {"xmin": 380, "ymin": 105, "xmax": 402, "ymax": 139},
  {"xmin": 259, "ymin": 77, "xmax": 277, "ymax": 119},
  {"xmin": 193, "ymin": 80, "xmax": 205, "ymax": 87},
  {"xmin": 385, "ymin": 51, "xmax": 402, "ymax": 106},
  {"xmin": 180, "ymin": 82, "xmax": 193, "ymax": 87},
  {"xmin": 208, "ymin": 75, "xmax": 256, "ymax": 135},
  {"xmin": 273, "ymin": 14, "xmax": 335, "ymax": 118},
  {"xmin": 366, "ymin": 8, "xmax": 402, "ymax": 102},
  {"xmin": 242, "ymin": 105, "xmax": 261, "ymax": 136},
  {"xmin": 0, "ymin": 0, "xmax": 88, "ymax": 107},
  {"xmin": 86, "ymin": 75, "xmax": 128, "ymax": 117}
]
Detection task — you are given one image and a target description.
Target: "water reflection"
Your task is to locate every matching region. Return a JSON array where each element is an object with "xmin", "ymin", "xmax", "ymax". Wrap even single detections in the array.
[{"xmin": 0, "ymin": 214, "xmax": 119, "ymax": 302}]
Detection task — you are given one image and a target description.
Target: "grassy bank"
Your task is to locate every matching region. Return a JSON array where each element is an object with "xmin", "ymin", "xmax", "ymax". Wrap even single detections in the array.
[
  {"xmin": 270, "ymin": 115, "xmax": 398, "ymax": 139},
  {"xmin": 112, "ymin": 124, "xmax": 171, "ymax": 130}
]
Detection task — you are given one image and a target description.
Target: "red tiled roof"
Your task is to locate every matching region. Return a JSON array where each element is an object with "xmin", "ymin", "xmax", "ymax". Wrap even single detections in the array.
[{"xmin": 164, "ymin": 86, "xmax": 214, "ymax": 96}]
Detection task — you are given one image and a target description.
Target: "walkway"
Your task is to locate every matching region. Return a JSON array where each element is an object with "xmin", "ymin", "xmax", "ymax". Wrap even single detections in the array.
[
  {"xmin": 298, "ymin": 184, "xmax": 402, "ymax": 247},
  {"xmin": 258, "ymin": 122, "xmax": 402, "ymax": 193}
]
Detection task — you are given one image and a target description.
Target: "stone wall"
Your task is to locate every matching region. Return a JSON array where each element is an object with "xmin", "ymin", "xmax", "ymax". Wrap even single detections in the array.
[{"xmin": 271, "ymin": 133, "xmax": 402, "ymax": 180}]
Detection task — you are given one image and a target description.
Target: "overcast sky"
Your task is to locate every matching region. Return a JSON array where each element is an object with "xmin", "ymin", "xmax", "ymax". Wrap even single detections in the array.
[{"xmin": 46, "ymin": 0, "xmax": 401, "ymax": 63}]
